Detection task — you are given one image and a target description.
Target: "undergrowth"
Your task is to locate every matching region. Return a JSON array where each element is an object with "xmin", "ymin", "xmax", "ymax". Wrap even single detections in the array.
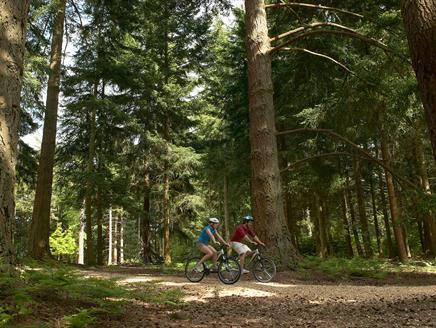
[
  {"xmin": 299, "ymin": 256, "xmax": 436, "ymax": 279},
  {"xmin": 0, "ymin": 260, "xmax": 184, "ymax": 328}
]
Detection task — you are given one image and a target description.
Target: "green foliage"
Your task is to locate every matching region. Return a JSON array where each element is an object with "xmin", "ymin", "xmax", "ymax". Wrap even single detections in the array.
[
  {"xmin": 299, "ymin": 256, "xmax": 436, "ymax": 280},
  {"xmin": 64, "ymin": 310, "xmax": 97, "ymax": 328},
  {"xmin": 49, "ymin": 225, "xmax": 78, "ymax": 258},
  {"xmin": 0, "ymin": 264, "xmax": 184, "ymax": 327}
]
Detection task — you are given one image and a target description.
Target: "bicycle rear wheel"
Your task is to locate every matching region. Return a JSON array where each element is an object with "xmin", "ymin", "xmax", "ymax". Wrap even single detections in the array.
[
  {"xmin": 185, "ymin": 257, "xmax": 206, "ymax": 282},
  {"xmin": 217, "ymin": 257, "xmax": 241, "ymax": 284},
  {"xmin": 253, "ymin": 257, "xmax": 276, "ymax": 283}
]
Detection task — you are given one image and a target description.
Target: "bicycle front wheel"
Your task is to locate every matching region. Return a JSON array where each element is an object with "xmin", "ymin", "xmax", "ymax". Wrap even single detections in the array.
[
  {"xmin": 217, "ymin": 257, "xmax": 241, "ymax": 284},
  {"xmin": 253, "ymin": 257, "xmax": 276, "ymax": 283},
  {"xmin": 185, "ymin": 257, "xmax": 206, "ymax": 283}
]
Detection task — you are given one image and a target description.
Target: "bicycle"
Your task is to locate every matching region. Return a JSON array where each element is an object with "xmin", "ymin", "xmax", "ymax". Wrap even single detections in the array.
[
  {"xmin": 185, "ymin": 245, "xmax": 241, "ymax": 284},
  {"xmin": 233, "ymin": 246, "xmax": 276, "ymax": 283}
]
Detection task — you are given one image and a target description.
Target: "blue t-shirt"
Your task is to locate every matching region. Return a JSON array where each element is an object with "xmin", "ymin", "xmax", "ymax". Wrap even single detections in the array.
[{"xmin": 198, "ymin": 225, "xmax": 216, "ymax": 245}]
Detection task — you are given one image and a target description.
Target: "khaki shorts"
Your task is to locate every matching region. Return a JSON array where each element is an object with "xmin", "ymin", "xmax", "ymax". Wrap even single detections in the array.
[{"xmin": 231, "ymin": 241, "xmax": 251, "ymax": 255}]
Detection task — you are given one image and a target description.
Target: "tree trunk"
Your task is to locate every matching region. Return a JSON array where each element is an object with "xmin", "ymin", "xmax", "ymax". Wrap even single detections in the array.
[
  {"xmin": 244, "ymin": 0, "xmax": 298, "ymax": 267},
  {"xmin": 319, "ymin": 197, "xmax": 329, "ymax": 258},
  {"xmin": 96, "ymin": 186, "xmax": 103, "ymax": 265},
  {"xmin": 0, "ymin": 0, "xmax": 29, "ymax": 271},
  {"xmin": 28, "ymin": 0, "xmax": 66, "ymax": 260},
  {"xmin": 78, "ymin": 208, "xmax": 85, "ymax": 265},
  {"xmin": 413, "ymin": 135, "xmax": 436, "ymax": 255},
  {"xmin": 380, "ymin": 131, "xmax": 408, "ymax": 262},
  {"xmin": 341, "ymin": 192, "xmax": 354, "ymax": 257},
  {"xmin": 108, "ymin": 206, "xmax": 113, "ymax": 265},
  {"xmin": 369, "ymin": 169, "xmax": 382, "ymax": 255},
  {"xmin": 113, "ymin": 213, "xmax": 118, "ymax": 265},
  {"xmin": 223, "ymin": 175, "xmax": 230, "ymax": 241},
  {"xmin": 163, "ymin": 172, "xmax": 171, "ymax": 264},
  {"xmin": 345, "ymin": 172, "xmax": 364, "ymax": 257},
  {"xmin": 401, "ymin": 1, "xmax": 436, "ymax": 162},
  {"xmin": 84, "ymin": 83, "xmax": 97, "ymax": 265},
  {"xmin": 378, "ymin": 170, "xmax": 395, "ymax": 258},
  {"xmin": 353, "ymin": 158, "xmax": 373, "ymax": 257},
  {"xmin": 142, "ymin": 173, "xmax": 152, "ymax": 263},
  {"xmin": 119, "ymin": 215, "xmax": 124, "ymax": 264},
  {"xmin": 285, "ymin": 191, "xmax": 298, "ymax": 247}
]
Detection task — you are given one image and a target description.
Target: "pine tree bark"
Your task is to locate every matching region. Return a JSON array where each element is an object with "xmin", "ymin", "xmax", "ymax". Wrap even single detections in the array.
[
  {"xmin": 163, "ymin": 172, "xmax": 171, "ymax": 264},
  {"xmin": 369, "ymin": 170, "xmax": 382, "ymax": 255},
  {"xmin": 142, "ymin": 173, "xmax": 152, "ymax": 263},
  {"xmin": 341, "ymin": 192, "xmax": 354, "ymax": 257},
  {"xmin": 284, "ymin": 190, "xmax": 298, "ymax": 247},
  {"xmin": 113, "ymin": 212, "xmax": 118, "ymax": 265},
  {"xmin": 379, "ymin": 130, "xmax": 408, "ymax": 262},
  {"xmin": 353, "ymin": 159, "xmax": 373, "ymax": 257},
  {"xmin": 378, "ymin": 170, "xmax": 395, "ymax": 258},
  {"xmin": 96, "ymin": 186, "xmax": 103, "ymax": 265},
  {"xmin": 345, "ymin": 172, "xmax": 364, "ymax": 257},
  {"xmin": 0, "ymin": 0, "xmax": 29, "ymax": 271},
  {"xmin": 245, "ymin": 0, "xmax": 298, "ymax": 267},
  {"xmin": 223, "ymin": 175, "xmax": 230, "ymax": 241},
  {"xmin": 78, "ymin": 207, "xmax": 85, "ymax": 265},
  {"xmin": 413, "ymin": 135, "xmax": 436, "ymax": 255},
  {"xmin": 401, "ymin": 1, "xmax": 436, "ymax": 162},
  {"xmin": 108, "ymin": 206, "xmax": 113, "ymax": 265},
  {"xmin": 28, "ymin": 0, "xmax": 66, "ymax": 260},
  {"xmin": 119, "ymin": 215, "xmax": 124, "ymax": 264},
  {"xmin": 84, "ymin": 83, "xmax": 97, "ymax": 265}
]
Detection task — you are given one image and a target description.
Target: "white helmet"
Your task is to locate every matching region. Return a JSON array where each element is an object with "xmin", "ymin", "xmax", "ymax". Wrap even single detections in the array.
[{"xmin": 209, "ymin": 217, "xmax": 219, "ymax": 224}]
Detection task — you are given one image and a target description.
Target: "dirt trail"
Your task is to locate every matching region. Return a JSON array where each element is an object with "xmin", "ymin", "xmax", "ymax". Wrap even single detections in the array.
[{"xmin": 83, "ymin": 267, "xmax": 436, "ymax": 328}]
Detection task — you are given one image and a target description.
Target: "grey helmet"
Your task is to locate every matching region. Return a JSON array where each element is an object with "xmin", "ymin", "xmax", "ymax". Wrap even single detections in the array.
[{"xmin": 243, "ymin": 215, "xmax": 254, "ymax": 222}]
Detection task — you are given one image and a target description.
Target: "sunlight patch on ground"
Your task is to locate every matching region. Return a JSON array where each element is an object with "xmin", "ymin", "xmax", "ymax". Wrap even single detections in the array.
[
  {"xmin": 218, "ymin": 287, "xmax": 275, "ymax": 298},
  {"xmin": 119, "ymin": 275, "xmax": 161, "ymax": 284},
  {"xmin": 254, "ymin": 282, "xmax": 298, "ymax": 288}
]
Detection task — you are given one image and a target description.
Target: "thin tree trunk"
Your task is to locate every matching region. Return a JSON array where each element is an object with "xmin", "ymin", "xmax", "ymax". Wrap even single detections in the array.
[
  {"xmin": 378, "ymin": 170, "xmax": 395, "ymax": 258},
  {"xmin": 380, "ymin": 130, "xmax": 408, "ymax": 262},
  {"xmin": 341, "ymin": 192, "xmax": 354, "ymax": 257},
  {"xmin": 108, "ymin": 206, "xmax": 113, "ymax": 265},
  {"xmin": 401, "ymin": 1, "xmax": 436, "ymax": 162},
  {"xmin": 119, "ymin": 215, "xmax": 124, "ymax": 264},
  {"xmin": 345, "ymin": 172, "xmax": 364, "ymax": 257},
  {"xmin": 223, "ymin": 175, "xmax": 230, "ymax": 241},
  {"xmin": 0, "ymin": 0, "xmax": 30, "ymax": 271},
  {"xmin": 78, "ymin": 207, "xmax": 85, "ymax": 265},
  {"xmin": 113, "ymin": 213, "xmax": 118, "ymax": 265},
  {"xmin": 142, "ymin": 173, "xmax": 152, "ymax": 263},
  {"xmin": 319, "ymin": 198, "xmax": 329, "ymax": 258},
  {"xmin": 163, "ymin": 172, "xmax": 171, "ymax": 264},
  {"xmin": 285, "ymin": 191, "xmax": 298, "ymax": 247},
  {"xmin": 414, "ymin": 135, "xmax": 436, "ymax": 255},
  {"xmin": 369, "ymin": 169, "xmax": 382, "ymax": 255},
  {"xmin": 29, "ymin": 0, "xmax": 66, "ymax": 260},
  {"xmin": 84, "ymin": 83, "xmax": 98, "ymax": 265},
  {"xmin": 245, "ymin": 0, "xmax": 298, "ymax": 266},
  {"xmin": 96, "ymin": 186, "xmax": 103, "ymax": 265},
  {"xmin": 353, "ymin": 158, "xmax": 373, "ymax": 257}
]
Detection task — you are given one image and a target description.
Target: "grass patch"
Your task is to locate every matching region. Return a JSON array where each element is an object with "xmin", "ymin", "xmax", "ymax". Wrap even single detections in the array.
[
  {"xmin": 0, "ymin": 262, "xmax": 184, "ymax": 328},
  {"xmin": 298, "ymin": 256, "xmax": 436, "ymax": 280}
]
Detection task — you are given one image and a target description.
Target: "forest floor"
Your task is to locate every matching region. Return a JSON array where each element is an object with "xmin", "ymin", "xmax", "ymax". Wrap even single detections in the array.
[{"xmin": 80, "ymin": 266, "xmax": 436, "ymax": 328}]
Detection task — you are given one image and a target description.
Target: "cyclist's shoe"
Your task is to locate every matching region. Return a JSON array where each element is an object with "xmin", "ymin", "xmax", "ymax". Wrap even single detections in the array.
[
  {"xmin": 242, "ymin": 269, "xmax": 250, "ymax": 274},
  {"xmin": 193, "ymin": 263, "xmax": 203, "ymax": 273}
]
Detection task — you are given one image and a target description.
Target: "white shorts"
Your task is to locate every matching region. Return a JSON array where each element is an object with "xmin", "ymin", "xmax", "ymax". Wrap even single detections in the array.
[{"xmin": 231, "ymin": 242, "xmax": 251, "ymax": 255}]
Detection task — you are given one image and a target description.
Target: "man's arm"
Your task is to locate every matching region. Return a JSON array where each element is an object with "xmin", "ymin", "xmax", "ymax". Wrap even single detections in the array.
[{"xmin": 206, "ymin": 228, "xmax": 218, "ymax": 244}]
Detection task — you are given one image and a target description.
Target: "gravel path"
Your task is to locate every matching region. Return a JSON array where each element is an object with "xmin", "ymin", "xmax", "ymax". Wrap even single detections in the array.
[{"xmin": 84, "ymin": 267, "xmax": 436, "ymax": 328}]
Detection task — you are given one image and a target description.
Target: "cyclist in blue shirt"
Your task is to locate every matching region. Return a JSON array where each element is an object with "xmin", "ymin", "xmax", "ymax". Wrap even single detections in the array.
[{"xmin": 195, "ymin": 217, "xmax": 229, "ymax": 271}]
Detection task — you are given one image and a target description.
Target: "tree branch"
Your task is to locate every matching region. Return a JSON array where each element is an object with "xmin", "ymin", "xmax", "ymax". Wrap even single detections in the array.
[
  {"xmin": 270, "ymin": 22, "xmax": 356, "ymax": 43},
  {"xmin": 265, "ymin": 2, "xmax": 363, "ymax": 19},
  {"xmin": 280, "ymin": 152, "xmax": 352, "ymax": 173},
  {"xmin": 69, "ymin": 0, "xmax": 83, "ymax": 28},
  {"xmin": 279, "ymin": 47, "xmax": 354, "ymax": 74},
  {"xmin": 276, "ymin": 128, "xmax": 418, "ymax": 190},
  {"xmin": 270, "ymin": 29, "xmax": 391, "ymax": 54}
]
